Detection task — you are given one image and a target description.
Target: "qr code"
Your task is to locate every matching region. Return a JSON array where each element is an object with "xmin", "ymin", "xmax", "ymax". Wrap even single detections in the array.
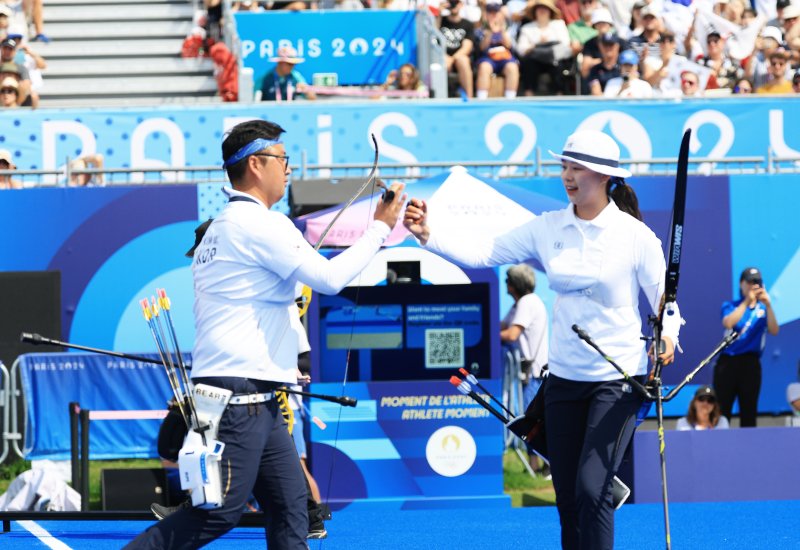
[{"xmin": 425, "ymin": 329, "xmax": 464, "ymax": 368}]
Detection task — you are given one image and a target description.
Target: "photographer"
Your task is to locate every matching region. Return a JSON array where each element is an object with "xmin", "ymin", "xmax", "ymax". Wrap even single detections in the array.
[
  {"xmin": 713, "ymin": 267, "xmax": 779, "ymax": 427},
  {"xmin": 602, "ymin": 48, "xmax": 652, "ymax": 97}
]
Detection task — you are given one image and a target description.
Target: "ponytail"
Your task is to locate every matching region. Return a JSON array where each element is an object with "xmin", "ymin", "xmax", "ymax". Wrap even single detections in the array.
[{"xmin": 607, "ymin": 177, "xmax": 642, "ymax": 221}]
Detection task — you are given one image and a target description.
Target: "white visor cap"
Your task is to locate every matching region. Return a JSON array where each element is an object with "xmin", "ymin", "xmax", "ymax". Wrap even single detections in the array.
[{"xmin": 549, "ymin": 131, "xmax": 632, "ymax": 178}]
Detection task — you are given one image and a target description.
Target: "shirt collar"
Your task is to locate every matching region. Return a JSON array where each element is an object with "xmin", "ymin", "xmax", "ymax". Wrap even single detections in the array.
[
  {"xmin": 222, "ymin": 186, "xmax": 268, "ymax": 209},
  {"xmin": 560, "ymin": 199, "xmax": 620, "ymax": 229}
]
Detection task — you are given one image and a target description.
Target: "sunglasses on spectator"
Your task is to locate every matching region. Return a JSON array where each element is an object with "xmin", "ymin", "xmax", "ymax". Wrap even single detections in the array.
[
  {"xmin": 658, "ymin": 37, "xmax": 675, "ymax": 43},
  {"xmin": 0, "ymin": 87, "xmax": 16, "ymax": 94},
  {"xmin": 771, "ymin": 59, "xmax": 787, "ymax": 66},
  {"xmin": 697, "ymin": 395, "xmax": 715, "ymax": 403},
  {"xmin": 707, "ymin": 37, "xmax": 721, "ymax": 44}
]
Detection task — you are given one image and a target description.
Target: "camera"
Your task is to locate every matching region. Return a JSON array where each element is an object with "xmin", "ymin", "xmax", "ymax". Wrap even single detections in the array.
[
  {"xmin": 622, "ymin": 75, "xmax": 629, "ymax": 82},
  {"xmin": 751, "ymin": 277, "xmax": 763, "ymax": 286}
]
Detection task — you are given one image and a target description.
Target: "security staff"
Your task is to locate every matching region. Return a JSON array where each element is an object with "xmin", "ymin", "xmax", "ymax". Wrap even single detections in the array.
[
  {"xmin": 126, "ymin": 119, "xmax": 406, "ymax": 549},
  {"xmin": 404, "ymin": 130, "xmax": 681, "ymax": 550}
]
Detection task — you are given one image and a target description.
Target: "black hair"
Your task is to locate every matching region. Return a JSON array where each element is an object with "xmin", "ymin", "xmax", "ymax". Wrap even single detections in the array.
[
  {"xmin": 607, "ymin": 177, "xmax": 642, "ymax": 221},
  {"xmin": 221, "ymin": 119, "xmax": 286, "ymax": 183}
]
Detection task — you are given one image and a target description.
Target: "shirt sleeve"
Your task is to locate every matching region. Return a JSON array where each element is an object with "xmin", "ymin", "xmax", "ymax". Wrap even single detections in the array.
[
  {"xmin": 425, "ymin": 217, "xmax": 542, "ymax": 268},
  {"xmin": 292, "ymin": 221, "xmax": 391, "ymax": 294}
]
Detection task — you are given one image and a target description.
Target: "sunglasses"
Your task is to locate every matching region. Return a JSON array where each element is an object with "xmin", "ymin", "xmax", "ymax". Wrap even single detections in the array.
[
  {"xmin": 0, "ymin": 88, "xmax": 16, "ymax": 94},
  {"xmin": 707, "ymin": 37, "xmax": 721, "ymax": 43},
  {"xmin": 697, "ymin": 395, "xmax": 715, "ymax": 403}
]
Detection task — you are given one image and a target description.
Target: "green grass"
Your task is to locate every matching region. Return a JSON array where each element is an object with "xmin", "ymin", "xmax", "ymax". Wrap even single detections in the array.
[
  {"xmin": 503, "ymin": 448, "xmax": 556, "ymax": 507},
  {"xmin": 0, "ymin": 458, "xmax": 162, "ymax": 510},
  {"xmin": 1, "ymin": 450, "xmax": 550, "ymax": 510}
]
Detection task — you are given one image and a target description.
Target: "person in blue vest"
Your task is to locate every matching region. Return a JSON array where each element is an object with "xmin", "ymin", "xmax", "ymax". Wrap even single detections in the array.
[
  {"xmin": 713, "ymin": 267, "xmax": 779, "ymax": 427},
  {"xmin": 260, "ymin": 46, "xmax": 317, "ymax": 102}
]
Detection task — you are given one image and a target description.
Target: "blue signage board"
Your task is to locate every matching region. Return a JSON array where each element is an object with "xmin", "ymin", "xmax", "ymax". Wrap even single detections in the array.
[
  {"xmin": 235, "ymin": 10, "xmax": 417, "ymax": 87},
  {"xmin": 308, "ymin": 380, "xmax": 508, "ymax": 509}
]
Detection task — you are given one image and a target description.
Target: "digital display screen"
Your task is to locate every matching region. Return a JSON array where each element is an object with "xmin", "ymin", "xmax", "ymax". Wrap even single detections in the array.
[{"xmin": 312, "ymin": 284, "xmax": 492, "ymax": 382}]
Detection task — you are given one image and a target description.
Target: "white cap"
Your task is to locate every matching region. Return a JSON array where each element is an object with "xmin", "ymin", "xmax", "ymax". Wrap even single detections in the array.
[
  {"xmin": 761, "ymin": 26, "xmax": 783, "ymax": 42},
  {"xmin": 549, "ymin": 131, "xmax": 632, "ymax": 178},
  {"xmin": 783, "ymin": 3, "xmax": 800, "ymax": 19},
  {"xmin": 591, "ymin": 7, "xmax": 614, "ymax": 26}
]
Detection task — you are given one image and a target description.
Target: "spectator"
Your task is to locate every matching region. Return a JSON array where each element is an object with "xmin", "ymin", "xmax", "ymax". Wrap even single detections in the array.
[
  {"xmin": 644, "ymin": 31, "xmax": 690, "ymax": 97},
  {"xmin": 679, "ymin": 69, "xmax": 702, "ymax": 96},
  {"xmin": 745, "ymin": 26, "xmax": 787, "ymax": 89},
  {"xmin": 779, "ymin": 2, "xmax": 800, "ymax": 37},
  {"xmin": 0, "ymin": 149, "xmax": 22, "ymax": 189},
  {"xmin": 732, "ymin": 76, "xmax": 753, "ymax": 93},
  {"xmin": 579, "ymin": 7, "xmax": 617, "ymax": 82},
  {"xmin": 0, "ymin": 36, "xmax": 32, "ymax": 106},
  {"xmin": 16, "ymin": 36, "xmax": 45, "ymax": 102},
  {"xmin": 768, "ymin": 0, "xmax": 791, "ymax": 28},
  {"xmin": 555, "ymin": 0, "xmax": 580, "ymax": 25},
  {"xmin": 474, "ymin": 0, "xmax": 519, "ymax": 98},
  {"xmin": 259, "ymin": 46, "xmax": 316, "ymax": 101},
  {"xmin": 628, "ymin": 5, "xmax": 663, "ymax": 63},
  {"xmin": 500, "ymin": 263, "xmax": 549, "ymax": 411},
  {"xmin": 781, "ymin": 4, "xmax": 800, "ymax": 55},
  {"xmin": 439, "ymin": 0, "xmax": 475, "ymax": 98},
  {"xmin": 0, "ymin": 75, "xmax": 19, "ymax": 107},
  {"xmin": 603, "ymin": 48, "xmax": 653, "ymax": 97},
  {"xmin": 2, "ymin": 0, "xmax": 26, "ymax": 39},
  {"xmin": 516, "ymin": 0, "xmax": 570, "ymax": 95},
  {"xmin": 0, "ymin": 5, "xmax": 11, "ymax": 39},
  {"xmin": 382, "ymin": 63, "xmax": 428, "ymax": 96},
  {"xmin": 210, "ymin": 41, "xmax": 238, "ymax": 101},
  {"xmin": 587, "ymin": 32, "xmax": 622, "ymax": 95},
  {"xmin": 567, "ymin": 0, "xmax": 600, "ymax": 58},
  {"xmin": 694, "ymin": 31, "xmax": 743, "ymax": 90},
  {"xmin": 793, "ymin": 70, "xmax": 800, "ymax": 92},
  {"xmin": 30, "ymin": 0, "xmax": 48, "ymax": 42},
  {"xmin": 627, "ymin": 0, "xmax": 646, "ymax": 39},
  {"xmin": 714, "ymin": 267, "xmax": 779, "ymax": 428},
  {"xmin": 676, "ymin": 386, "xmax": 730, "ymax": 431},
  {"xmin": 67, "ymin": 153, "xmax": 104, "ymax": 187},
  {"xmin": 756, "ymin": 50, "xmax": 793, "ymax": 93},
  {"xmin": 787, "ymin": 383, "xmax": 800, "ymax": 424}
]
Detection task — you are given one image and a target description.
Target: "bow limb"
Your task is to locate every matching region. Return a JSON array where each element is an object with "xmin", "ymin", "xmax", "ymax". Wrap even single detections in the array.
[{"xmin": 313, "ymin": 133, "xmax": 380, "ymax": 251}]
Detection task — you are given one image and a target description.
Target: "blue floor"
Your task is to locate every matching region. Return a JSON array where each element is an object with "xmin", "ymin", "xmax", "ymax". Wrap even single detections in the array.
[{"xmin": 4, "ymin": 500, "xmax": 800, "ymax": 549}]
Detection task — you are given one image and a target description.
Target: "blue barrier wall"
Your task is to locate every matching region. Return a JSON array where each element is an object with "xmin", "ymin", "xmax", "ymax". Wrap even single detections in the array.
[{"xmin": 1, "ymin": 98, "xmax": 798, "ymax": 176}]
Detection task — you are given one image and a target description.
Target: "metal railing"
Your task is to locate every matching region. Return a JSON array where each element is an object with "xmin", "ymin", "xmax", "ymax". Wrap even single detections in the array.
[{"xmin": 2, "ymin": 149, "xmax": 799, "ymax": 189}]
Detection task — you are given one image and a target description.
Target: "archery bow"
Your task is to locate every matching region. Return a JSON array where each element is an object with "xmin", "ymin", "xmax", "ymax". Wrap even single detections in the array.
[{"xmin": 295, "ymin": 133, "xmax": 382, "ymax": 317}]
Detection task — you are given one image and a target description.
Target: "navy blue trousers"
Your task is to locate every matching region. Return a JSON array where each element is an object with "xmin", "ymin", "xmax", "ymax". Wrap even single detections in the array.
[
  {"xmin": 125, "ymin": 377, "xmax": 308, "ymax": 549},
  {"xmin": 545, "ymin": 374, "xmax": 644, "ymax": 550}
]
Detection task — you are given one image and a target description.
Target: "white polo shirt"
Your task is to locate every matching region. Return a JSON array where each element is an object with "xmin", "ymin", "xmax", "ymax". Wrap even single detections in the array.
[
  {"xmin": 503, "ymin": 292, "xmax": 549, "ymax": 378},
  {"xmin": 190, "ymin": 188, "xmax": 310, "ymax": 383},
  {"xmin": 427, "ymin": 200, "xmax": 681, "ymax": 382}
]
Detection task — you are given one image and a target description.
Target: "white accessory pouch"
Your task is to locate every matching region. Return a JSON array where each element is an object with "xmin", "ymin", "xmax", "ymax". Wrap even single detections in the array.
[{"xmin": 178, "ymin": 384, "xmax": 232, "ymax": 509}]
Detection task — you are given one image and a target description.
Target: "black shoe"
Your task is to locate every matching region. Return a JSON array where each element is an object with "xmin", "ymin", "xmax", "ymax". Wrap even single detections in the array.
[
  {"xmin": 151, "ymin": 499, "xmax": 190, "ymax": 520},
  {"xmin": 307, "ymin": 520, "xmax": 328, "ymax": 539}
]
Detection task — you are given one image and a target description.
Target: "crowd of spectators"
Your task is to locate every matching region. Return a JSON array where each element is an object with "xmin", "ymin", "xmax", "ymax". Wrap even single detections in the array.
[
  {"xmin": 0, "ymin": 0, "xmax": 47, "ymax": 109},
  {"xmin": 433, "ymin": 0, "xmax": 800, "ymax": 97}
]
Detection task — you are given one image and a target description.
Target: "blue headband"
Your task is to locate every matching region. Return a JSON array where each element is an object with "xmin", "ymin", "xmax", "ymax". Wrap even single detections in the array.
[{"xmin": 222, "ymin": 138, "xmax": 282, "ymax": 169}]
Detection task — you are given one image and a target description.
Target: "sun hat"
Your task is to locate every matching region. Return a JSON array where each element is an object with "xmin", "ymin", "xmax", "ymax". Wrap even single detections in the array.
[
  {"xmin": 269, "ymin": 46, "xmax": 305, "ymax": 64},
  {"xmin": 549, "ymin": 131, "xmax": 632, "ymax": 178}
]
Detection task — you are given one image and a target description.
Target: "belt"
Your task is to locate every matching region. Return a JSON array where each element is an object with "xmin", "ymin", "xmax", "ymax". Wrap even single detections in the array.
[{"xmin": 228, "ymin": 392, "xmax": 275, "ymax": 405}]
